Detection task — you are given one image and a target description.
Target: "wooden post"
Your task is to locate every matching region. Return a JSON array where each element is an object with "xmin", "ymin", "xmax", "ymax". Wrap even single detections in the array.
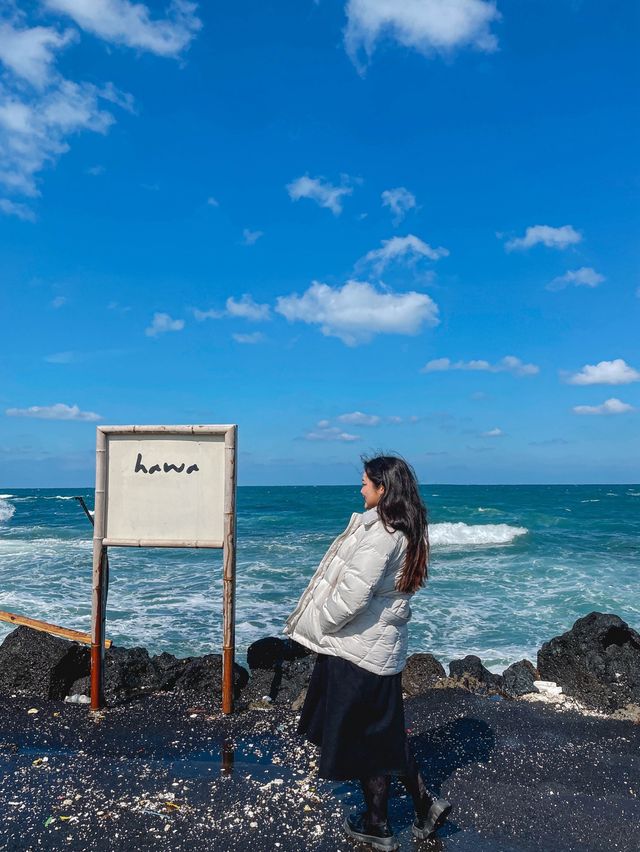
[
  {"xmin": 222, "ymin": 425, "xmax": 237, "ymax": 714},
  {"xmin": 0, "ymin": 610, "xmax": 111, "ymax": 647},
  {"xmin": 90, "ymin": 428, "xmax": 107, "ymax": 711}
]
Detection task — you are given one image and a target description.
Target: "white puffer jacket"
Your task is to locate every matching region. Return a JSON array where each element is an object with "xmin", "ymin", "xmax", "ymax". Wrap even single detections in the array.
[{"xmin": 283, "ymin": 508, "xmax": 414, "ymax": 675}]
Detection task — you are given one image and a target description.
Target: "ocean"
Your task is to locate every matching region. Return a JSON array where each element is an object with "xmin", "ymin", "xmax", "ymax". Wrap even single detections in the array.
[{"xmin": 0, "ymin": 485, "xmax": 638, "ymax": 672}]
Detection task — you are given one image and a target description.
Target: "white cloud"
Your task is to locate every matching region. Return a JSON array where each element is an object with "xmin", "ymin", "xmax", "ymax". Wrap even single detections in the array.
[
  {"xmin": 52, "ymin": 295, "xmax": 67, "ymax": 308},
  {"xmin": 548, "ymin": 267, "xmax": 605, "ymax": 291},
  {"xmin": 242, "ymin": 228, "xmax": 263, "ymax": 245},
  {"xmin": 422, "ymin": 355, "xmax": 539, "ymax": 376},
  {"xmin": 344, "ymin": 0, "xmax": 500, "ymax": 73},
  {"xmin": 232, "ymin": 332, "xmax": 265, "ymax": 345},
  {"xmin": 226, "ymin": 294, "xmax": 270, "ymax": 321},
  {"xmin": 573, "ymin": 398, "xmax": 635, "ymax": 416},
  {"xmin": 43, "ymin": 0, "xmax": 201, "ymax": 57},
  {"xmin": 0, "ymin": 197, "xmax": 37, "ymax": 221},
  {"xmin": 0, "ymin": 77, "xmax": 118, "ymax": 204},
  {"xmin": 193, "ymin": 294, "xmax": 270, "ymax": 323},
  {"xmin": 193, "ymin": 307, "xmax": 224, "ymax": 321},
  {"xmin": 6, "ymin": 402, "xmax": 101, "ymax": 421},
  {"xmin": 44, "ymin": 351, "xmax": 75, "ymax": 363},
  {"xmin": 206, "ymin": 196, "xmax": 219, "ymax": 207},
  {"xmin": 482, "ymin": 427, "xmax": 503, "ymax": 437},
  {"xmin": 504, "ymin": 225, "xmax": 582, "ymax": 252},
  {"xmin": 305, "ymin": 422, "xmax": 360, "ymax": 442},
  {"xmin": 0, "ymin": 4, "xmax": 198, "ymax": 217},
  {"xmin": 86, "ymin": 164, "xmax": 105, "ymax": 176},
  {"xmin": 145, "ymin": 312, "xmax": 185, "ymax": 336},
  {"xmin": 107, "ymin": 300, "xmax": 131, "ymax": 312},
  {"xmin": 338, "ymin": 411, "xmax": 381, "ymax": 426},
  {"xmin": 566, "ymin": 359, "xmax": 640, "ymax": 386},
  {"xmin": 276, "ymin": 279, "xmax": 439, "ymax": 346},
  {"xmin": 0, "ymin": 21, "xmax": 76, "ymax": 88},
  {"xmin": 360, "ymin": 234, "xmax": 449, "ymax": 273},
  {"xmin": 381, "ymin": 186, "xmax": 416, "ymax": 223},
  {"xmin": 286, "ymin": 175, "xmax": 352, "ymax": 215}
]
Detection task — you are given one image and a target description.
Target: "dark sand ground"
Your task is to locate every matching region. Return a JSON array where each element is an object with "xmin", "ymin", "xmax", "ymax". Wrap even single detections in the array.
[{"xmin": 0, "ymin": 689, "xmax": 638, "ymax": 852}]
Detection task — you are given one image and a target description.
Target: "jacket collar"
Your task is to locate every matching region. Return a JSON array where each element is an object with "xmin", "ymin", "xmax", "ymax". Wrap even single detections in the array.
[{"xmin": 362, "ymin": 507, "xmax": 379, "ymax": 527}]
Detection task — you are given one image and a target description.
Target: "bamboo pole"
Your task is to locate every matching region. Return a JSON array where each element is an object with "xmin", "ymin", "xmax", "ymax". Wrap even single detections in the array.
[
  {"xmin": 97, "ymin": 425, "xmax": 234, "ymax": 434},
  {"xmin": 221, "ymin": 425, "xmax": 237, "ymax": 714},
  {"xmin": 102, "ymin": 538, "xmax": 223, "ymax": 548},
  {"xmin": 90, "ymin": 428, "xmax": 108, "ymax": 711},
  {"xmin": 0, "ymin": 610, "xmax": 112, "ymax": 648}
]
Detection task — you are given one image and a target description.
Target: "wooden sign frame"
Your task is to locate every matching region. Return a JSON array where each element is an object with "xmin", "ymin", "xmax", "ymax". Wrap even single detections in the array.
[{"xmin": 90, "ymin": 425, "xmax": 237, "ymax": 713}]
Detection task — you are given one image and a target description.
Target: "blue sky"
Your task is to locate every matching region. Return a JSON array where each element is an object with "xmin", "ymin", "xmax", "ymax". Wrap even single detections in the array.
[{"xmin": 1, "ymin": 0, "xmax": 638, "ymax": 486}]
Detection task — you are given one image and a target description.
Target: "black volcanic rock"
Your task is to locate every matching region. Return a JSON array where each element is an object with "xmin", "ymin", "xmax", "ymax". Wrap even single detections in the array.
[
  {"xmin": 537, "ymin": 612, "xmax": 640, "ymax": 711},
  {"xmin": 103, "ymin": 646, "xmax": 159, "ymax": 700},
  {"xmin": 246, "ymin": 637, "xmax": 311, "ymax": 671},
  {"xmin": 0, "ymin": 627, "xmax": 249, "ymax": 704},
  {"xmin": 502, "ymin": 659, "xmax": 539, "ymax": 697},
  {"xmin": 0, "ymin": 626, "xmax": 89, "ymax": 700},
  {"xmin": 247, "ymin": 637, "xmax": 286, "ymax": 670},
  {"xmin": 172, "ymin": 652, "xmax": 248, "ymax": 697},
  {"xmin": 402, "ymin": 653, "xmax": 446, "ymax": 696},
  {"xmin": 240, "ymin": 655, "xmax": 316, "ymax": 708},
  {"xmin": 449, "ymin": 655, "xmax": 502, "ymax": 690},
  {"xmin": 70, "ymin": 647, "xmax": 249, "ymax": 703}
]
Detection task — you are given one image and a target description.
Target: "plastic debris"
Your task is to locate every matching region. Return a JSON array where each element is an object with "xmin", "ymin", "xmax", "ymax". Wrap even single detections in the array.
[
  {"xmin": 44, "ymin": 817, "xmax": 55, "ymax": 827},
  {"xmin": 27, "ymin": 708, "xmax": 38, "ymax": 715},
  {"xmin": 65, "ymin": 694, "xmax": 91, "ymax": 705},
  {"xmin": 534, "ymin": 680, "xmax": 563, "ymax": 696},
  {"xmin": 141, "ymin": 807, "xmax": 169, "ymax": 820}
]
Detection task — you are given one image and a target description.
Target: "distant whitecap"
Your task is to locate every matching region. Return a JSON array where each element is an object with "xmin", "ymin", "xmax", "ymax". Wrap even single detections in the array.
[
  {"xmin": 430, "ymin": 522, "xmax": 527, "ymax": 547},
  {"xmin": 0, "ymin": 499, "xmax": 16, "ymax": 523}
]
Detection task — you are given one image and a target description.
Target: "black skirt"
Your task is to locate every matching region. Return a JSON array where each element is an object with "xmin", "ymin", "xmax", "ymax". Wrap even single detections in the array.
[{"xmin": 297, "ymin": 654, "xmax": 408, "ymax": 780}]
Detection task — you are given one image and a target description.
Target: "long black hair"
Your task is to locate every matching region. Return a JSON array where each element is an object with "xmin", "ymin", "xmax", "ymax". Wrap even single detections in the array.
[{"xmin": 362, "ymin": 454, "xmax": 429, "ymax": 593}]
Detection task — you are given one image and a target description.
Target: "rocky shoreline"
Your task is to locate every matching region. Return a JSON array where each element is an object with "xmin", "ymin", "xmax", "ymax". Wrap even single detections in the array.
[{"xmin": 0, "ymin": 611, "xmax": 639, "ymax": 851}]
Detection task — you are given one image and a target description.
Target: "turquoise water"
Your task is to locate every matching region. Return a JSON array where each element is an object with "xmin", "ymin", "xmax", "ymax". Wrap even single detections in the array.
[{"xmin": 0, "ymin": 486, "xmax": 638, "ymax": 671}]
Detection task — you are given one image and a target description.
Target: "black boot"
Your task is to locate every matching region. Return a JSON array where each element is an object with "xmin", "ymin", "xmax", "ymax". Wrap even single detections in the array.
[
  {"xmin": 400, "ymin": 739, "xmax": 452, "ymax": 840},
  {"xmin": 344, "ymin": 775, "xmax": 399, "ymax": 851},
  {"xmin": 344, "ymin": 812, "xmax": 400, "ymax": 851},
  {"xmin": 412, "ymin": 799, "xmax": 452, "ymax": 841}
]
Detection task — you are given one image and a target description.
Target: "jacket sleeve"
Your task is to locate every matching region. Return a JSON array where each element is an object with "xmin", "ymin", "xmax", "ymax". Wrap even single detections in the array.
[{"xmin": 318, "ymin": 535, "xmax": 395, "ymax": 635}]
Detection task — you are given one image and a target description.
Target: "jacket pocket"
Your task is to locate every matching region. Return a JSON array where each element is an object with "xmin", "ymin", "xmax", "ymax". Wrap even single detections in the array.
[{"xmin": 379, "ymin": 598, "xmax": 412, "ymax": 626}]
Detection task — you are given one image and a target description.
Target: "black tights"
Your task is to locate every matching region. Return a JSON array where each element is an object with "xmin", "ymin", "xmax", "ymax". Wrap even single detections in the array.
[{"xmin": 359, "ymin": 740, "xmax": 432, "ymax": 828}]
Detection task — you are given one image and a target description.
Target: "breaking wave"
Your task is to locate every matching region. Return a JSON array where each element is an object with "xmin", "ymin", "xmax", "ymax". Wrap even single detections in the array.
[
  {"xmin": 430, "ymin": 522, "xmax": 528, "ymax": 547},
  {"xmin": 0, "ymin": 499, "xmax": 16, "ymax": 523}
]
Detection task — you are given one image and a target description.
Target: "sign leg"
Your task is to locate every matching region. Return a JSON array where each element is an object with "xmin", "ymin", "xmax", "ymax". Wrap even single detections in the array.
[
  {"xmin": 90, "ymin": 543, "xmax": 107, "ymax": 710},
  {"xmin": 222, "ymin": 425, "xmax": 237, "ymax": 714}
]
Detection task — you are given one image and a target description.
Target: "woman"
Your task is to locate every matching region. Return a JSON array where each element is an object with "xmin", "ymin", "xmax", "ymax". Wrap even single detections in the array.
[{"xmin": 284, "ymin": 455, "xmax": 451, "ymax": 851}]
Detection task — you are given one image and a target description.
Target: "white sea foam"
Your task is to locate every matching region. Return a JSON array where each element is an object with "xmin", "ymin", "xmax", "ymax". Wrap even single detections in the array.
[
  {"xmin": 0, "ymin": 499, "xmax": 16, "ymax": 523},
  {"xmin": 0, "ymin": 536, "xmax": 90, "ymax": 552},
  {"xmin": 430, "ymin": 522, "xmax": 527, "ymax": 547},
  {"xmin": 580, "ymin": 499, "xmax": 600, "ymax": 503},
  {"xmin": 0, "ymin": 494, "xmax": 14, "ymax": 499}
]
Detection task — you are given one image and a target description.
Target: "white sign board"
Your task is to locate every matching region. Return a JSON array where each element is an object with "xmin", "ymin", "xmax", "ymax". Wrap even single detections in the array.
[{"xmin": 98, "ymin": 427, "xmax": 233, "ymax": 547}]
